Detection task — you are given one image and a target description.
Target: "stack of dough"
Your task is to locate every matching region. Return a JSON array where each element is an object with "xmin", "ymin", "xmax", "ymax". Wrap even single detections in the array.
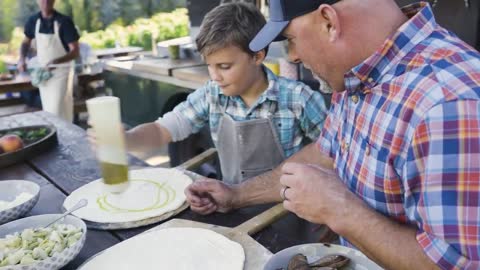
[{"xmin": 79, "ymin": 227, "xmax": 245, "ymax": 270}]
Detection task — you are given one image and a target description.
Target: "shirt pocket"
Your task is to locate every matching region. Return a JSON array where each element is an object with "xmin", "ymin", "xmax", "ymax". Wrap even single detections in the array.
[
  {"xmin": 345, "ymin": 132, "xmax": 405, "ymax": 214},
  {"xmin": 273, "ymin": 112, "xmax": 297, "ymax": 147},
  {"xmin": 346, "ymin": 132, "xmax": 383, "ymax": 181}
]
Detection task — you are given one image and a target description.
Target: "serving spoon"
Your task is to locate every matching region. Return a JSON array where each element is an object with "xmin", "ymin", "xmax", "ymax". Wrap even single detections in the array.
[{"xmin": 44, "ymin": 199, "xmax": 88, "ymax": 228}]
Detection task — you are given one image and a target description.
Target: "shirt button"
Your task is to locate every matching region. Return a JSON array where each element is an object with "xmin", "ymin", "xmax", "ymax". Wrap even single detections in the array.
[
  {"xmin": 367, "ymin": 77, "xmax": 374, "ymax": 83},
  {"xmin": 351, "ymin": 95, "xmax": 359, "ymax": 104},
  {"xmin": 365, "ymin": 145, "xmax": 370, "ymax": 156}
]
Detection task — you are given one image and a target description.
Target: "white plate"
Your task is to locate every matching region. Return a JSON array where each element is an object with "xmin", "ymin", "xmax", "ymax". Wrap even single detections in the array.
[
  {"xmin": 0, "ymin": 214, "xmax": 87, "ymax": 270},
  {"xmin": 264, "ymin": 243, "xmax": 384, "ymax": 270},
  {"xmin": 63, "ymin": 168, "xmax": 192, "ymax": 230},
  {"xmin": 0, "ymin": 181, "xmax": 40, "ymax": 225}
]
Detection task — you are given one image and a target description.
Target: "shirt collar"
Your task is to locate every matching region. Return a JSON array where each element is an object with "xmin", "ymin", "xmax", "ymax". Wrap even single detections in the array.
[{"xmin": 345, "ymin": 2, "xmax": 437, "ymax": 94}]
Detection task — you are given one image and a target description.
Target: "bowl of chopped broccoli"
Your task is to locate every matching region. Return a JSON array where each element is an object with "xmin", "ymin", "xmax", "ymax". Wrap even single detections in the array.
[{"xmin": 0, "ymin": 214, "xmax": 86, "ymax": 269}]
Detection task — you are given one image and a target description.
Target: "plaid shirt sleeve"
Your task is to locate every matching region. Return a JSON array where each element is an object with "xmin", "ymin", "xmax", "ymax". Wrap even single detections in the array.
[
  {"xmin": 404, "ymin": 100, "xmax": 480, "ymax": 270},
  {"xmin": 157, "ymin": 83, "xmax": 211, "ymax": 141},
  {"xmin": 299, "ymin": 87, "xmax": 328, "ymax": 141}
]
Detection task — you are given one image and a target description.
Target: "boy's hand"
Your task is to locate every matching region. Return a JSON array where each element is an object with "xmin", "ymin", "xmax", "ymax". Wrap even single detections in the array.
[{"xmin": 184, "ymin": 178, "xmax": 235, "ymax": 215}]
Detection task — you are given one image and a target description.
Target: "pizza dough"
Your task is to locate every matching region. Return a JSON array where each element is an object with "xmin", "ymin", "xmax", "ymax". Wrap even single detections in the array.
[
  {"xmin": 80, "ymin": 227, "xmax": 245, "ymax": 270},
  {"xmin": 63, "ymin": 168, "xmax": 192, "ymax": 223}
]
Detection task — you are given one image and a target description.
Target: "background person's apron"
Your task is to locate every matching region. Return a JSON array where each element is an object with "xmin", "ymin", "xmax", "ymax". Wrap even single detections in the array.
[
  {"xmin": 215, "ymin": 99, "xmax": 285, "ymax": 184},
  {"xmin": 35, "ymin": 18, "xmax": 73, "ymax": 122}
]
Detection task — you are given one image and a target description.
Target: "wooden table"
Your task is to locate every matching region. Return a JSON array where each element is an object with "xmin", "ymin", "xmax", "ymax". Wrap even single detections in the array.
[
  {"xmin": 171, "ymin": 65, "xmax": 209, "ymax": 85},
  {"xmin": 0, "ymin": 72, "xmax": 103, "ymax": 95},
  {"xmin": 0, "ymin": 112, "xmax": 324, "ymax": 269},
  {"xmin": 104, "ymin": 58, "xmax": 206, "ymax": 90},
  {"xmin": 93, "ymin": 47, "xmax": 144, "ymax": 59},
  {"xmin": 0, "ymin": 75, "xmax": 36, "ymax": 94}
]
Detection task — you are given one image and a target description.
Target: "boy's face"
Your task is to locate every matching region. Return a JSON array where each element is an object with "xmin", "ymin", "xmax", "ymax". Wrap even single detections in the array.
[{"xmin": 204, "ymin": 45, "xmax": 262, "ymax": 96}]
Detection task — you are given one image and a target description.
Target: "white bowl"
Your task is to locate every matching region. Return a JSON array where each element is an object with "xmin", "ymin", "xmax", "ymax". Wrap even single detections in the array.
[
  {"xmin": 0, "ymin": 214, "xmax": 87, "ymax": 270},
  {"xmin": 0, "ymin": 181, "xmax": 40, "ymax": 225},
  {"xmin": 263, "ymin": 243, "xmax": 383, "ymax": 270}
]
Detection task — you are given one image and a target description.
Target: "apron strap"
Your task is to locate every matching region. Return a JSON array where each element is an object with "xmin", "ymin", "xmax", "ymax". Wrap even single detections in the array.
[{"xmin": 35, "ymin": 18, "xmax": 41, "ymax": 35}]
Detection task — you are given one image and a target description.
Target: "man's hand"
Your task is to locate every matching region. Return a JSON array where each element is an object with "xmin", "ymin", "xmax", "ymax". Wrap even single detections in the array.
[
  {"xmin": 185, "ymin": 178, "xmax": 236, "ymax": 215},
  {"xmin": 17, "ymin": 59, "xmax": 27, "ymax": 73},
  {"xmin": 280, "ymin": 162, "xmax": 360, "ymax": 230}
]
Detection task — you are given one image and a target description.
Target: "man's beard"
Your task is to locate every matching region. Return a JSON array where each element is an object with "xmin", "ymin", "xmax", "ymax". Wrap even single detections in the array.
[{"xmin": 312, "ymin": 72, "xmax": 333, "ymax": 94}]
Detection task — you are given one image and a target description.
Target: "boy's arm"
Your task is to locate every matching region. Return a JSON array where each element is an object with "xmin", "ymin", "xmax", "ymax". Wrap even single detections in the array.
[
  {"xmin": 125, "ymin": 122, "xmax": 172, "ymax": 153},
  {"xmin": 157, "ymin": 84, "xmax": 211, "ymax": 142}
]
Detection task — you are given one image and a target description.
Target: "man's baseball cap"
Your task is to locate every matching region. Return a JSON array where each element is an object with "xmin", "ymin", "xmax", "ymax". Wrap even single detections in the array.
[{"xmin": 249, "ymin": 0, "xmax": 340, "ymax": 52}]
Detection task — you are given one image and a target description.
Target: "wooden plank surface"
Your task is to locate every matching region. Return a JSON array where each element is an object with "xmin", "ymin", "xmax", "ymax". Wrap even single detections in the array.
[
  {"xmin": 93, "ymin": 47, "xmax": 143, "ymax": 59},
  {"xmin": 132, "ymin": 58, "xmax": 205, "ymax": 76},
  {"xmin": 171, "ymin": 65, "xmax": 209, "ymax": 84},
  {"xmin": 0, "ymin": 72, "xmax": 102, "ymax": 94},
  {"xmin": 0, "ymin": 164, "xmax": 121, "ymax": 270},
  {"xmin": 0, "ymin": 74, "xmax": 36, "ymax": 94},
  {"xmin": 104, "ymin": 60, "xmax": 203, "ymax": 90}
]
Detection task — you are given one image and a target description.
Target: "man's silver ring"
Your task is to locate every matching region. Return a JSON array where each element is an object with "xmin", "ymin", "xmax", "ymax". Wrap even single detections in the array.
[{"xmin": 281, "ymin": 186, "xmax": 290, "ymax": 201}]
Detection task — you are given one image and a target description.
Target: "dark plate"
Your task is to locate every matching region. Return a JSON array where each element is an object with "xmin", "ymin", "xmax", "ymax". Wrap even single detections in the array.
[
  {"xmin": 0, "ymin": 125, "xmax": 58, "ymax": 168},
  {"xmin": 264, "ymin": 243, "xmax": 383, "ymax": 270}
]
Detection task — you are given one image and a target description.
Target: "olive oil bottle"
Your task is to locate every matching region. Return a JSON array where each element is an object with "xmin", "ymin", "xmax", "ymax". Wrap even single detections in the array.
[
  {"xmin": 87, "ymin": 96, "xmax": 130, "ymax": 193},
  {"xmin": 99, "ymin": 161, "xmax": 129, "ymax": 185}
]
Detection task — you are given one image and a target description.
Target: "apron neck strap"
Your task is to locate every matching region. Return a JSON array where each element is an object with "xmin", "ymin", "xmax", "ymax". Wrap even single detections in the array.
[{"xmin": 35, "ymin": 18, "xmax": 41, "ymax": 34}]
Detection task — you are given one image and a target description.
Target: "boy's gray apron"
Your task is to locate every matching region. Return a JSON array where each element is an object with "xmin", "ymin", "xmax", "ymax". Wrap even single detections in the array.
[{"xmin": 215, "ymin": 98, "xmax": 285, "ymax": 184}]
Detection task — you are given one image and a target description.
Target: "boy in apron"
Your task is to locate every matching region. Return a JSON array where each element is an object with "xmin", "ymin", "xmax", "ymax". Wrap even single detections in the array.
[
  {"xmin": 88, "ymin": 2, "xmax": 329, "ymax": 184},
  {"xmin": 17, "ymin": 0, "xmax": 80, "ymax": 122}
]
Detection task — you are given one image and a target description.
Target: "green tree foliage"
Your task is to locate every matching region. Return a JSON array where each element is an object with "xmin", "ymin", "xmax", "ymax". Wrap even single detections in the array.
[
  {"xmin": 81, "ymin": 8, "xmax": 189, "ymax": 50},
  {"xmin": 55, "ymin": 0, "xmax": 73, "ymax": 17},
  {"xmin": 0, "ymin": 0, "xmax": 186, "ymax": 42},
  {"xmin": 0, "ymin": 0, "xmax": 18, "ymax": 42},
  {"xmin": 14, "ymin": 0, "xmax": 37, "ymax": 29}
]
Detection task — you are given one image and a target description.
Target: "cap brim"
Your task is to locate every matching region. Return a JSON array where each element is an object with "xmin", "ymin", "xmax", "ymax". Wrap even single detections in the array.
[{"xmin": 249, "ymin": 20, "xmax": 289, "ymax": 52}]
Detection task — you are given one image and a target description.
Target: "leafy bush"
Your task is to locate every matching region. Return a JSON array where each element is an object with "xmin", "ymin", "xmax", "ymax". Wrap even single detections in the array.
[
  {"xmin": 0, "ymin": 43, "xmax": 8, "ymax": 55},
  {"xmin": 0, "ymin": 61, "xmax": 6, "ymax": 74},
  {"xmin": 5, "ymin": 27, "xmax": 25, "ymax": 57},
  {"xmin": 81, "ymin": 8, "xmax": 189, "ymax": 50}
]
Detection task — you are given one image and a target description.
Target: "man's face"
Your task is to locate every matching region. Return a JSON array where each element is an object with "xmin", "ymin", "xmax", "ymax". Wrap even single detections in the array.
[
  {"xmin": 204, "ymin": 45, "xmax": 261, "ymax": 96},
  {"xmin": 283, "ymin": 12, "xmax": 336, "ymax": 88},
  {"xmin": 37, "ymin": 0, "xmax": 55, "ymax": 13}
]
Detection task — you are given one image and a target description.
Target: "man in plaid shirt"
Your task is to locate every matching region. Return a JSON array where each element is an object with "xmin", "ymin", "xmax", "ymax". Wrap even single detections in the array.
[{"xmin": 186, "ymin": 0, "xmax": 480, "ymax": 269}]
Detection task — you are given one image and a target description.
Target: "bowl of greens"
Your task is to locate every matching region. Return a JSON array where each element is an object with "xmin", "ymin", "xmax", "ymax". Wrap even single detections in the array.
[
  {"xmin": 0, "ymin": 214, "xmax": 86, "ymax": 269},
  {"xmin": 0, "ymin": 125, "xmax": 58, "ymax": 168},
  {"xmin": 0, "ymin": 181, "xmax": 40, "ymax": 225}
]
